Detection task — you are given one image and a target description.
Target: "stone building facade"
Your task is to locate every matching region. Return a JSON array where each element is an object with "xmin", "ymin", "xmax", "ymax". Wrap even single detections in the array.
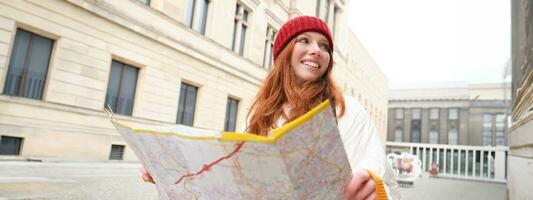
[
  {"xmin": 508, "ymin": 0, "xmax": 533, "ymax": 199},
  {"xmin": 387, "ymin": 83, "xmax": 510, "ymax": 147},
  {"xmin": 0, "ymin": 0, "xmax": 388, "ymax": 161}
]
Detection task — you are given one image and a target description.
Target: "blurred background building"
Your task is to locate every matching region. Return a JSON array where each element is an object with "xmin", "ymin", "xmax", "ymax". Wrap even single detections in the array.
[
  {"xmin": 0, "ymin": 0, "xmax": 388, "ymax": 161},
  {"xmin": 387, "ymin": 83, "xmax": 511, "ymax": 146},
  {"xmin": 385, "ymin": 83, "xmax": 511, "ymax": 185}
]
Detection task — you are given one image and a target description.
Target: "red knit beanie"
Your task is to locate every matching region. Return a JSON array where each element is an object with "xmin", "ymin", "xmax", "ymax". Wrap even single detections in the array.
[{"xmin": 273, "ymin": 16, "xmax": 333, "ymax": 61}]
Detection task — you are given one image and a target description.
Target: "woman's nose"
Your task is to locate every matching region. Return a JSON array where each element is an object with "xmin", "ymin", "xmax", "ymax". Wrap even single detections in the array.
[{"xmin": 308, "ymin": 42, "xmax": 321, "ymax": 55}]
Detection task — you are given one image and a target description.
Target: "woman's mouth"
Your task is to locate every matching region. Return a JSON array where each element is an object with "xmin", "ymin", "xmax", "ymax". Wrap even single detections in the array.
[{"xmin": 301, "ymin": 61, "xmax": 320, "ymax": 69}]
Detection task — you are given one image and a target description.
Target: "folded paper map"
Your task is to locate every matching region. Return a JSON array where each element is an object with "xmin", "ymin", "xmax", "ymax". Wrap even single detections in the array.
[{"xmin": 106, "ymin": 100, "xmax": 352, "ymax": 200}]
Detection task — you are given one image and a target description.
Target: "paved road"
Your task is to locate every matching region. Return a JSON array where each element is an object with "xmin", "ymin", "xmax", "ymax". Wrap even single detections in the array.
[
  {"xmin": 0, "ymin": 161, "xmax": 158, "ymax": 200},
  {"xmin": 399, "ymin": 175, "xmax": 507, "ymax": 200},
  {"xmin": 0, "ymin": 161, "xmax": 507, "ymax": 199}
]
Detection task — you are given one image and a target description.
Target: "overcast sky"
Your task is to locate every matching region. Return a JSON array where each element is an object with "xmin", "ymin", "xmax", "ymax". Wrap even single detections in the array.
[{"xmin": 348, "ymin": 0, "xmax": 510, "ymax": 89}]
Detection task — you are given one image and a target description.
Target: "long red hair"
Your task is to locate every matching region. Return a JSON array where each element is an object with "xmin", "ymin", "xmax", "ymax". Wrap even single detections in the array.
[{"xmin": 246, "ymin": 38, "xmax": 345, "ymax": 136}]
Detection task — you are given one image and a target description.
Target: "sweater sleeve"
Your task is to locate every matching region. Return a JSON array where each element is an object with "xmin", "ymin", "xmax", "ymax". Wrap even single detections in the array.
[{"xmin": 337, "ymin": 95, "xmax": 401, "ymax": 200}]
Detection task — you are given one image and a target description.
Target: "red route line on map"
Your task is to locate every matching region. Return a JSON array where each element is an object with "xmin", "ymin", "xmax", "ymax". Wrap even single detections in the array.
[{"xmin": 175, "ymin": 141, "xmax": 246, "ymax": 184}]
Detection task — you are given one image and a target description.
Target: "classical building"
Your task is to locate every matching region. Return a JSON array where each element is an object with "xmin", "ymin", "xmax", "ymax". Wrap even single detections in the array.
[
  {"xmin": 508, "ymin": 0, "xmax": 533, "ymax": 199},
  {"xmin": 387, "ymin": 83, "xmax": 511, "ymax": 146},
  {"xmin": 0, "ymin": 0, "xmax": 388, "ymax": 161}
]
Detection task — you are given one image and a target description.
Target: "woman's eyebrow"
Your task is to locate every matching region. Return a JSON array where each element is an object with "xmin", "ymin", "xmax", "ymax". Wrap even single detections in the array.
[
  {"xmin": 296, "ymin": 34, "xmax": 309, "ymax": 39},
  {"xmin": 300, "ymin": 32, "xmax": 311, "ymax": 37}
]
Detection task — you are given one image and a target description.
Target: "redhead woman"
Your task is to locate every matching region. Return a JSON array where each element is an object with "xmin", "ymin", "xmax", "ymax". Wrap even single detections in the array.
[
  {"xmin": 142, "ymin": 16, "xmax": 399, "ymax": 200},
  {"xmin": 244, "ymin": 16, "xmax": 399, "ymax": 200}
]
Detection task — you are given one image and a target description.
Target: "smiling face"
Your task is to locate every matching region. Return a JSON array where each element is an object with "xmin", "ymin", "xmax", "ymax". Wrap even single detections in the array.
[{"xmin": 290, "ymin": 32, "xmax": 331, "ymax": 82}]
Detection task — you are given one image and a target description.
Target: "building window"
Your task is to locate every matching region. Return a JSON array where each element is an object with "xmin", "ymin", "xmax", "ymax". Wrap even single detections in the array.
[
  {"xmin": 448, "ymin": 108, "xmax": 459, "ymax": 145},
  {"xmin": 483, "ymin": 114, "xmax": 493, "ymax": 146},
  {"xmin": 448, "ymin": 122, "xmax": 458, "ymax": 145},
  {"xmin": 109, "ymin": 144, "xmax": 125, "ymax": 160},
  {"xmin": 315, "ymin": 0, "xmax": 320, "ymax": 17},
  {"xmin": 186, "ymin": 0, "xmax": 195, "ymax": 27},
  {"xmin": 224, "ymin": 98, "xmax": 239, "ymax": 131},
  {"xmin": 0, "ymin": 136, "xmax": 23, "ymax": 155},
  {"xmin": 232, "ymin": 3, "xmax": 249, "ymax": 56},
  {"xmin": 429, "ymin": 109, "xmax": 440, "ymax": 144},
  {"xmin": 185, "ymin": 0, "xmax": 210, "ymax": 35},
  {"xmin": 410, "ymin": 108, "xmax": 421, "ymax": 143},
  {"xmin": 429, "ymin": 123, "xmax": 439, "ymax": 144},
  {"xmin": 316, "ymin": 0, "xmax": 330, "ymax": 21},
  {"xmin": 105, "ymin": 60, "xmax": 139, "ymax": 116},
  {"xmin": 332, "ymin": 5, "xmax": 340, "ymax": 37},
  {"xmin": 394, "ymin": 127, "xmax": 403, "ymax": 142},
  {"xmin": 4, "ymin": 29, "xmax": 54, "ymax": 100},
  {"xmin": 177, "ymin": 82, "xmax": 198, "ymax": 126},
  {"xmin": 411, "ymin": 126, "xmax": 422, "ymax": 143},
  {"xmin": 430, "ymin": 108, "xmax": 439, "ymax": 119},
  {"xmin": 495, "ymin": 114, "xmax": 505, "ymax": 146},
  {"xmin": 263, "ymin": 25, "xmax": 276, "ymax": 69},
  {"xmin": 395, "ymin": 108, "xmax": 404, "ymax": 119},
  {"xmin": 137, "ymin": 0, "xmax": 150, "ymax": 5},
  {"xmin": 448, "ymin": 108, "xmax": 458, "ymax": 120},
  {"xmin": 412, "ymin": 108, "xmax": 421, "ymax": 119}
]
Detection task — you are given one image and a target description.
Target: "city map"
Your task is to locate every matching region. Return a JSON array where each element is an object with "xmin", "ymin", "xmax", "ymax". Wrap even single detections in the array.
[{"xmin": 106, "ymin": 100, "xmax": 352, "ymax": 200}]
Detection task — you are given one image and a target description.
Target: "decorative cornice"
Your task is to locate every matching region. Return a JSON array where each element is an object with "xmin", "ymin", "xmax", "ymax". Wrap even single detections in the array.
[
  {"xmin": 509, "ymin": 112, "xmax": 533, "ymax": 133},
  {"xmin": 512, "ymin": 69, "xmax": 533, "ymax": 122},
  {"xmin": 265, "ymin": 9, "xmax": 284, "ymax": 28},
  {"xmin": 274, "ymin": 0, "xmax": 290, "ymax": 13}
]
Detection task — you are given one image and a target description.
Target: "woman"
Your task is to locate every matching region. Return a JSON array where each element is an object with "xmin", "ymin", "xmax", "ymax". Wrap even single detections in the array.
[
  {"xmin": 244, "ymin": 16, "xmax": 398, "ymax": 200},
  {"xmin": 143, "ymin": 16, "xmax": 399, "ymax": 200}
]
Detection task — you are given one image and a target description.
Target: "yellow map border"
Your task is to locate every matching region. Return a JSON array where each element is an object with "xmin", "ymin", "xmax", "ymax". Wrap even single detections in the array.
[{"xmin": 106, "ymin": 100, "xmax": 331, "ymax": 144}]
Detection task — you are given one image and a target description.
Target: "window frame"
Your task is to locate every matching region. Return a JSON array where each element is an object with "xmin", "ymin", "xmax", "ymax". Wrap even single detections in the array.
[
  {"xmin": 395, "ymin": 108, "xmax": 404, "ymax": 119},
  {"xmin": 447, "ymin": 108, "xmax": 460, "ymax": 145},
  {"xmin": 0, "ymin": 136, "xmax": 24, "ymax": 155},
  {"xmin": 429, "ymin": 127, "xmax": 439, "ymax": 144},
  {"xmin": 137, "ymin": 0, "xmax": 151, "ymax": 6},
  {"xmin": 411, "ymin": 108, "xmax": 421, "ymax": 143},
  {"xmin": 482, "ymin": 113, "xmax": 493, "ymax": 146},
  {"xmin": 448, "ymin": 108, "xmax": 459, "ymax": 120},
  {"xmin": 495, "ymin": 113, "xmax": 505, "ymax": 146},
  {"xmin": 176, "ymin": 82, "xmax": 199, "ymax": 126},
  {"xmin": 224, "ymin": 97, "xmax": 239, "ymax": 132},
  {"xmin": 232, "ymin": 2, "xmax": 250, "ymax": 56},
  {"xmin": 109, "ymin": 144, "xmax": 125, "ymax": 160},
  {"xmin": 430, "ymin": 108, "xmax": 440, "ymax": 120},
  {"xmin": 186, "ymin": 0, "xmax": 210, "ymax": 35},
  {"xmin": 332, "ymin": 4, "xmax": 340, "ymax": 38},
  {"xmin": 394, "ymin": 127, "xmax": 403, "ymax": 142},
  {"xmin": 262, "ymin": 25, "xmax": 277, "ymax": 69},
  {"xmin": 316, "ymin": 0, "xmax": 331, "ymax": 22},
  {"xmin": 4, "ymin": 28, "xmax": 55, "ymax": 100},
  {"xmin": 104, "ymin": 60, "xmax": 140, "ymax": 116}
]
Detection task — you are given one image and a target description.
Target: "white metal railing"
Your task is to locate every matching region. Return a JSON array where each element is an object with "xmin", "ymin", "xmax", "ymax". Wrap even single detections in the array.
[{"xmin": 386, "ymin": 142, "xmax": 508, "ymax": 183}]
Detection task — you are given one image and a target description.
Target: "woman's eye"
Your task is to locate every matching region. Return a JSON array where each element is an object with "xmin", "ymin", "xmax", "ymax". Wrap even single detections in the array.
[
  {"xmin": 297, "ymin": 38, "xmax": 308, "ymax": 43},
  {"xmin": 320, "ymin": 43, "xmax": 330, "ymax": 51}
]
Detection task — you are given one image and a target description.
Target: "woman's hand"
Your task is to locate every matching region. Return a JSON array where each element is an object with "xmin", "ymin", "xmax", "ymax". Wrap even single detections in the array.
[
  {"xmin": 140, "ymin": 166, "xmax": 155, "ymax": 184},
  {"xmin": 344, "ymin": 170, "xmax": 376, "ymax": 200}
]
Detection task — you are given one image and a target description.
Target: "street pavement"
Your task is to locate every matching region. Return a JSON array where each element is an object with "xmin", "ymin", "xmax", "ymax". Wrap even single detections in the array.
[
  {"xmin": 0, "ymin": 161, "xmax": 507, "ymax": 199},
  {"xmin": 400, "ymin": 175, "xmax": 507, "ymax": 200},
  {"xmin": 0, "ymin": 161, "xmax": 158, "ymax": 200}
]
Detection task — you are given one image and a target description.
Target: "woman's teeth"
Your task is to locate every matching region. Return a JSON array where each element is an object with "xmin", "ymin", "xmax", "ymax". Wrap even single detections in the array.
[{"xmin": 302, "ymin": 61, "xmax": 319, "ymax": 68}]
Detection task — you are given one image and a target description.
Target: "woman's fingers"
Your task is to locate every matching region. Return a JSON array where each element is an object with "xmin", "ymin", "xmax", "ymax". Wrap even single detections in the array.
[
  {"xmin": 364, "ymin": 192, "xmax": 376, "ymax": 200},
  {"xmin": 141, "ymin": 174, "xmax": 155, "ymax": 183},
  {"xmin": 345, "ymin": 170, "xmax": 371, "ymax": 199},
  {"xmin": 354, "ymin": 179, "xmax": 375, "ymax": 200},
  {"xmin": 140, "ymin": 166, "xmax": 155, "ymax": 184}
]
